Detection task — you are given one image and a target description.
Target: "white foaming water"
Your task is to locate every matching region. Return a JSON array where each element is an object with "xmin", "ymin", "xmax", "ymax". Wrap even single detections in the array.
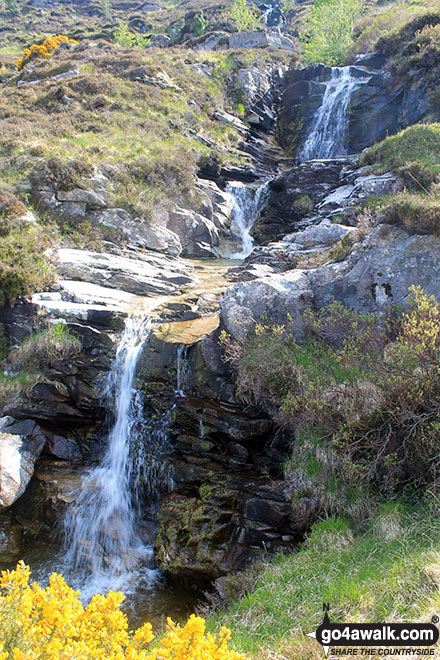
[
  {"xmin": 222, "ymin": 181, "xmax": 269, "ymax": 259},
  {"xmin": 62, "ymin": 315, "xmax": 164, "ymax": 602},
  {"xmin": 300, "ymin": 67, "xmax": 364, "ymax": 161}
]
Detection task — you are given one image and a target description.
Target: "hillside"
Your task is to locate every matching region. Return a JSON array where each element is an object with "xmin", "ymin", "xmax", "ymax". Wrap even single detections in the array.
[{"xmin": 0, "ymin": 0, "xmax": 440, "ymax": 659}]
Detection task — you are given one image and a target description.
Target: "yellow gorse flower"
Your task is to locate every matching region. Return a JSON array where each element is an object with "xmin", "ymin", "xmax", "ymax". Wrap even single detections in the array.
[
  {"xmin": 0, "ymin": 562, "xmax": 245, "ymax": 660},
  {"xmin": 16, "ymin": 35, "xmax": 79, "ymax": 69}
]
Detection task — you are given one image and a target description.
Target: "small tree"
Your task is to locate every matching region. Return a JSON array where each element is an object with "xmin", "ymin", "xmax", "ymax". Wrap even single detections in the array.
[
  {"xmin": 300, "ymin": 0, "xmax": 364, "ymax": 65},
  {"xmin": 193, "ymin": 9, "xmax": 208, "ymax": 37},
  {"xmin": 114, "ymin": 21, "xmax": 151, "ymax": 48},
  {"xmin": 231, "ymin": 0, "xmax": 261, "ymax": 32}
]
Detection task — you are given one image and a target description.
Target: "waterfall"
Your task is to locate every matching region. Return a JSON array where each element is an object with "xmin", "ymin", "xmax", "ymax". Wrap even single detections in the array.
[
  {"xmin": 62, "ymin": 315, "xmax": 170, "ymax": 600},
  {"xmin": 222, "ymin": 181, "xmax": 269, "ymax": 259},
  {"xmin": 176, "ymin": 345, "xmax": 189, "ymax": 397},
  {"xmin": 300, "ymin": 67, "xmax": 363, "ymax": 161}
]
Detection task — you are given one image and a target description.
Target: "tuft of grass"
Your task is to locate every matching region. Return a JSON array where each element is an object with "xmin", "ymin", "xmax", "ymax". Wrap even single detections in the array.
[
  {"xmin": 208, "ymin": 505, "xmax": 440, "ymax": 659},
  {"xmin": 9, "ymin": 323, "xmax": 82, "ymax": 371},
  {"xmin": 385, "ymin": 187, "xmax": 440, "ymax": 234},
  {"xmin": 361, "ymin": 123, "xmax": 440, "ymax": 186}
]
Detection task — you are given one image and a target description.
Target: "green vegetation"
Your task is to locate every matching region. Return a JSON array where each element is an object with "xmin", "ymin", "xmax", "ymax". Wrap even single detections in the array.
[
  {"xmin": 300, "ymin": 0, "xmax": 364, "ymax": 65},
  {"xmin": 361, "ymin": 124, "xmax": 440, "ymax": 234},
  {"xmin": 209, "ymin": 504, "xmax": 440, "ymax": 659},
  {"xmin": 230, "ymin": 0, "xmax": 261, "ymax": 32},
  {"xmin": 0, "ymin": 370, "xmax": 41, "ymax": 408},
  {"xmin": 0, "ymin": 216, "xmax": 54, "ymax": 306},
  {"xmin": 114, "ymin": 22, "xmax": 151, "ymax": 48},
  {"xmin": 362, "ymin": 123, "xmax": 440, "ymax": 186},
  {"xmin": 10, "ymin": 323, "xmax": 82, "ymax": 371},
  {"xmin": 221, "ymin": 287, "xmax": 440, "ymax": 516},
  {"xmin": 192, "ymin": 10, "xmax": 208, "ymax": 37},
  {"xmin": 352, "ymin": 0, "xmax": 440, "ymax": 59}
]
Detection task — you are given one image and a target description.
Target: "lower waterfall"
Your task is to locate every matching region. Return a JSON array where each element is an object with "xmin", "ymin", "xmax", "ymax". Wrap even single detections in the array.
[{"xmin": 62, "ymin": 315, "xmax": 169, "ymax": 602}]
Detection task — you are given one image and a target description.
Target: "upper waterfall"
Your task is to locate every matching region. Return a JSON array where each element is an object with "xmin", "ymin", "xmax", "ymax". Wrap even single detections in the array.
[{"xmin": 300, "ymin": 67, "xmax": 364, "ymax": 161}]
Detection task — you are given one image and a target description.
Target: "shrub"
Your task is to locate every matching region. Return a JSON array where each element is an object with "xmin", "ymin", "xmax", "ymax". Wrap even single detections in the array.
[
  {"xmin": 10, "ymin": 323, "xmax": 82, "ymax": 371},
  {"xmin": 300, "ymin": 0, "xmax": 364, "ymax": 65},
  {"xmin": 17, "ymin": 35, "xmax": 79, "ymax": 70},
  {"xmin": 221, "ymin": 286, "xmax": 440, "ymax": 507},
  {"xmin": 0, "ymin": 562, "xmax": 244, "ymax": 660},
  {"xmin": 114, "ymin": 22, "xmax": 151, "ymax": 48},
  {"xmin": 193, "ymin": 10, "xmax": 208, "ymax": 37},
  {"xmin": 0, "ymin": 192, "xmax": 27, "ymax": 222}
]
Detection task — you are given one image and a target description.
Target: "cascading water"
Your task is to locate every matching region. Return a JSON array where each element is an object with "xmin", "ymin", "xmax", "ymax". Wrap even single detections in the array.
[
  {"xmin": 62, "ymin": 315, "xmax": 170, "ymax": 601},
  {"xmin": 176, "ymin": 345, "xmax": 189, "ymax": 397},
  {"xmin": 221, "ymin": 181, "xmax": 269, "ymax": 259},
  {"xmin": 300, "ymin": 67, "xmax": 364, "ymax": 161}
]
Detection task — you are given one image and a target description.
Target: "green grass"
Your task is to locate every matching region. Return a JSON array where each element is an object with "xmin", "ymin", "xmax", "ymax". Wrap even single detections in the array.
[
  {"xmin": 361, "ymin": 123, "xmax": 440, "ymax": 182},
  {"xmin": 351, "ymin": 0, "xmax": 440, "ymax": 57},
  {"xmin": 209, "ymin": 504, "xmax": 440, "ymax": 659}
]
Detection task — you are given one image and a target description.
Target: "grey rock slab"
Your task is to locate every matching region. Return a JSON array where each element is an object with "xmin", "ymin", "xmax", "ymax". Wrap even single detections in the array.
[
  {"xmin": 0, "ymin": 416, "xmax": 46, "ymax": 509},
  {"xmin": 57, "ymin": 188, "xmax": 107, "ymax": 207},
  {"xmin": 95, "ymin": 208, "xmax": 182, "ymax": 256},
  {"xmin": 282, "ymin": 220, "xmax": 354, "ymax": 252},
  {"xmin": 220, "ymin": 224, "xmax": 440, "ymax": 340},
  {"xmin": 56, "ymin": 248, "xmax": 196, "ymax": 296},
  {"xmin": 221, "ymin": 269, "xmax": 313, "ymax": 340}
]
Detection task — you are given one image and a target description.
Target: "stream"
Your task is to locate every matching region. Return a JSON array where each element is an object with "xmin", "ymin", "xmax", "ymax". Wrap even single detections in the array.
[{"xmin": 0, "ymin": 64, "xmax": 365, "ymax": 624}]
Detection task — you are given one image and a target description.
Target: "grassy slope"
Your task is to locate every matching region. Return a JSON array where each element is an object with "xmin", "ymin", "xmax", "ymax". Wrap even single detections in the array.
[{"xmin": 209, "ymin": 506, "xmax": 440, "ymax": 659}]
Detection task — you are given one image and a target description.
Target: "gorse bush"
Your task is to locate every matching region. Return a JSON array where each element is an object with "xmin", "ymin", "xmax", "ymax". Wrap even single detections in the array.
[
  {"xmin": 0, "ymin": 562, "xmax": 245, "ymax": 660},
  {"xmin": 17, "ymin": 35, "xmax": 78, "ymax": 70},
  {"xmin": 221, "ymin": 286, "xmax": 440, "ymax": 514}
]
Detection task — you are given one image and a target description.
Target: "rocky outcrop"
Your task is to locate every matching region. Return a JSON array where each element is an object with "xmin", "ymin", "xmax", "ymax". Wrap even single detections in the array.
[
  {"xmin": 221, "ymin": 223, "xmax": 440, "ymax": 340},
  {"xmin": 137, "ymin": 322, "xmax": 298, "ymax": 583},
  {"xmin": 254, "ymin": 159, "xmax": 403, "ymax": 243},
  {"xmin": 27, "ymin": 159, "xmax": 238, "ymax": 258}
]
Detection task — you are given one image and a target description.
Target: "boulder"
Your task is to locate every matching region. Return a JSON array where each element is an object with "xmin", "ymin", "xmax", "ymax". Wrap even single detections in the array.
[
  {"xmin": 220, "ymin": 224, "xmax": 440, "ymax": 340},
  {"xmin": 149, "ymin": 34, "xmax": 171, "ymax": 48},
  {"xmin": 167, "ymin": 208, "xmax": 220, "ymax": 258},
  {"xmin": 93, "ymin": 208, "xmax": 182, "ymax": 256},
  {"xmin": 0, "ymin": 417, "xmax": 46, "ymax": 509},
  {"xmin": 282, "ymin": 219, "xmax": 354, "ymax": 252},
  {"xmin": 221, "ymin": 269, "xmax": 313, "ymax": 340},
  {"xmin": 229, "ymin": 30, "xmax": 295, "ymax": 52}
]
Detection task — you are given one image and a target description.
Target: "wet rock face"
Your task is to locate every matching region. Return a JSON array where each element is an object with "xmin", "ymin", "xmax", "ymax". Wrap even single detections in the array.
[
  {"xmin": 138, "ymin": 328, "xmax": 299, "ymax": 583},
  {"xmin": 0, "ymin": 302, "xmax": 114, "ymax": 429},
  {"xmin": 277, "ymin": 60, "xmax": 437, "ymax": 158}
]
